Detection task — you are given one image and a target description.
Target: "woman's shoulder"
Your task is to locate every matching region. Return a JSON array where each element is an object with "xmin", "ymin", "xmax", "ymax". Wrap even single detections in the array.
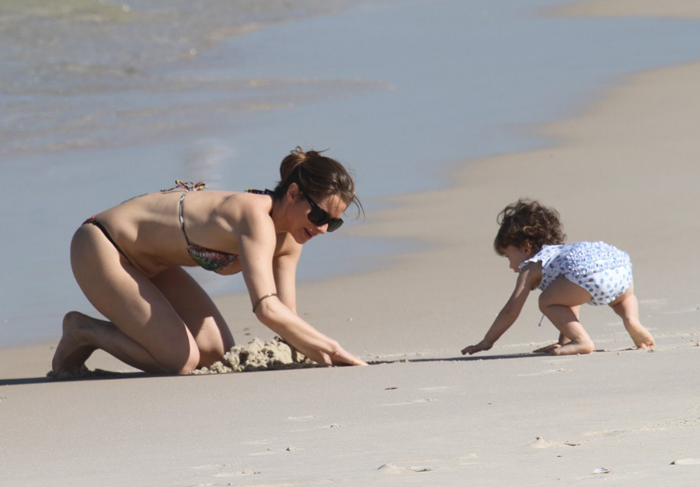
[
  {"xmin": 209, "ymin": 189, "xmax": 263, "ymax": 211},
  {"xmin": 216, "ymin": 190, "xmax": 275, "ymax": 231}
]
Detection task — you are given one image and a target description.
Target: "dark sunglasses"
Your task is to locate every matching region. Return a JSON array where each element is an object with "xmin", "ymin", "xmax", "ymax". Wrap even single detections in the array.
[{"xmin": 302, "ymin": 192, "xmax": 344, "ymax": 232}]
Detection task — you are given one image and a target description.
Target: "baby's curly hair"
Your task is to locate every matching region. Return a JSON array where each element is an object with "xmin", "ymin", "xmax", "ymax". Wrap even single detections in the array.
[{"xmin": 494, "ymin": 199, "xmax": 566, "ymax": 256}]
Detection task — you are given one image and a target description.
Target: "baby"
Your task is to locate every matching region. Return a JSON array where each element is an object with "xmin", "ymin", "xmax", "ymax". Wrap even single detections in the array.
[{"xmin": 462, "ymin": 199, "xmax": 655, "ymax": 356}]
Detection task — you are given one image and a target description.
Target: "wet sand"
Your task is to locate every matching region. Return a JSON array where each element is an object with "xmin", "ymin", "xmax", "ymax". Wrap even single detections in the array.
[{"xmin": 2, "ymin": 1, "xmax": 700, "ymax": 486}]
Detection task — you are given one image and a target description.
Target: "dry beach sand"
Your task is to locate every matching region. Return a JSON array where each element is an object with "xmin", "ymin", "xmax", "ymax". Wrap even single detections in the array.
[{"xmin": 3, "ymin": 1, "xmax": 700, "ymax": 486}]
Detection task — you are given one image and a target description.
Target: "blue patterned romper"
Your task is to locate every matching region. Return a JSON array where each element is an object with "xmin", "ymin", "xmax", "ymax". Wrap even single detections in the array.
[{"xmin": 519, "ymin": 241, "xmax": 633, "ymax": 306}]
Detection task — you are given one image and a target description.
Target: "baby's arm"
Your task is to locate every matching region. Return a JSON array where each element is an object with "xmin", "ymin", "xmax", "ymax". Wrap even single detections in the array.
[{"xmin": 461, "ymin": 265, "xmax": 539, "ymax": 355}]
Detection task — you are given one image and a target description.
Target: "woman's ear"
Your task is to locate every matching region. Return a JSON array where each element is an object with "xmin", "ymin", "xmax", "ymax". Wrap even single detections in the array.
[{"xmin": 286, "ymin": 182, "xmax": 299, "ymax": 203}]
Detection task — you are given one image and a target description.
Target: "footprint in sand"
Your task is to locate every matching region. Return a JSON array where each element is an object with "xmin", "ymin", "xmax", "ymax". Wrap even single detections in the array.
[
  {"xmin": 583, "ymin": 429, "xmax": 626, "ymax": 438},
  {"xmin": 287, "ymin": 415, "xmax": 317, "ymax": 422},
  {"xmin": 249, "ymin": 445, "xmax": 300, "ymax": 456},
  {"xmin": 213, "ymin": 468, "xmax": 261, "ymax": 477},
  {"xmin": 377, "ymin": 463, "xmax": 432, "ymax": 474},
  {"xmin": 381, "ymin": 397, "xmax": 437, "ymax": 406},
  {"xmin": 190, "ymin": 464, "xmax": 235, "ymax": 471},
  {"xmin": 530, "ymin": 436, "xmax": 580, "ymax": 449},
  {"xmin": 671, "ymin": 458, "xmax": 700, "ymax": 466},
  {"xmin": 517, "ymin": 368, "xmax": 571, "ymax": 377}
]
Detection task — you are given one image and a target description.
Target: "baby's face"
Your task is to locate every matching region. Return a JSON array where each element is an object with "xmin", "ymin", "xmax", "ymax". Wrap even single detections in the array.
[{"xmin": 502, "ymin": 245, "xmax": 532, "ymax": 273}]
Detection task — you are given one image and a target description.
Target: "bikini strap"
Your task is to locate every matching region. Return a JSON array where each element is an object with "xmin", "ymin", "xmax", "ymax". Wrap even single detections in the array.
[
  {"xmin": 162, "ymin": 180, "xmax": 207, "ymax": 192},
  {"xmin": 245, "ymin": 188, "xmax": 274, "ymax": 196},
  {"xmin": 177, "ymin": 180, "xmax": 206, "ymax": 191},
  {"xmin": 246, "ymin": 189, "xmax": 275, "ymax": 217},
  {"xmin": 178, "ymin": 192, "xmax": 190, "ymax": 240}
]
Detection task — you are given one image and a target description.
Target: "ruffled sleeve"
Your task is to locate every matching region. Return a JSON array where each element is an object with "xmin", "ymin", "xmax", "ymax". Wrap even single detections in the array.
[{"xmin": 518, "ymin": 245, "xmax": 564, "ymax": 291}]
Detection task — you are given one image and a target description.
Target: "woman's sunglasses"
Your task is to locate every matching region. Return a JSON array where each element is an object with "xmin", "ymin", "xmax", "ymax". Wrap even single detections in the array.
[{"xmin": 302, "ymin": 192, "xmax": 343, "ymax": 232}]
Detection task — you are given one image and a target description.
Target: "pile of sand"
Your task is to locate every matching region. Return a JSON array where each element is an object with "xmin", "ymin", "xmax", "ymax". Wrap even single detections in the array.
[{"xmin": 191, "ymin": 337, "xmax": 314, "ymax": 374}]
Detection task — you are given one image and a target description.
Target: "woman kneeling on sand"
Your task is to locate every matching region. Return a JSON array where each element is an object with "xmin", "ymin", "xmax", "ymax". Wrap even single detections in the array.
[{"xmin": 52, "ymin": 147, "xmax": 367, "ymax": 377}]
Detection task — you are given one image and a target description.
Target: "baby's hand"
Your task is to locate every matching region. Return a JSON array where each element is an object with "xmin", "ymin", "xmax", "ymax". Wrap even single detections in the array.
[{"xmin": 461, "ymin": 340, "xmax": 493, "ymax": 355}]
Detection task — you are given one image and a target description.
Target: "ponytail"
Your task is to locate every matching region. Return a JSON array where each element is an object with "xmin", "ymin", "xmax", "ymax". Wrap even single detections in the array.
[{"xmin": 273, "ymin": 147, "xmax": 363, "ymax": 216}]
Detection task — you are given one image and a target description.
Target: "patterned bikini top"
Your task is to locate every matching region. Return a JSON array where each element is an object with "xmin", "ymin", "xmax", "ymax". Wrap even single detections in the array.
[{"xmin": 172, "ymin": 180, "xmax": 238, "ymax": 272}]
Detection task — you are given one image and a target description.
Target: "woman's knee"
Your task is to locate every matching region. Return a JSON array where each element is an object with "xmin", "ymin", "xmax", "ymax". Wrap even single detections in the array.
[
  {"xmin": 166, "ymin": 356, "xmax": 200, "ymax": 375},
  {"xmin": 178, "ymin": 356, "xmax": 200, "ymax": 375},
  {"xmin": 156, "ymin": 344, "xmax": 201, "ymax": 375}
]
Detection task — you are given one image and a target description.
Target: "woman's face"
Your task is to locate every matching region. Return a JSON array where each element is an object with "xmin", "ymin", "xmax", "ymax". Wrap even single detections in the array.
[{"xmin": 288, "ymin": 188, "xmax": 347, "ymax": 244}]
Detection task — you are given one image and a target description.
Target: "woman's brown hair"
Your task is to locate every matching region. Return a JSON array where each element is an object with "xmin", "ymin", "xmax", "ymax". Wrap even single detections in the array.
[
  {"xmin": 494, "ymin": 199, "xmax": 566, "ymax": 255},
  {"xmin": 274, "ymin": 147, "xmax": 363, "ymax": 216}
]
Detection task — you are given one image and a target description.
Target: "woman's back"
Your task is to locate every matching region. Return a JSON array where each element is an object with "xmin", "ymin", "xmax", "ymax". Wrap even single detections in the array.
[{"xmin": 96, "ymin": 189, "xmax": 247, "ymax": 276}]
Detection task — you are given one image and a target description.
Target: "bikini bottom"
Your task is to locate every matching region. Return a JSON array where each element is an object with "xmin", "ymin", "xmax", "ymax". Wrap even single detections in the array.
[{"xmin": 83, "ymin": 216, "xmax": 133, "ymax": 266}]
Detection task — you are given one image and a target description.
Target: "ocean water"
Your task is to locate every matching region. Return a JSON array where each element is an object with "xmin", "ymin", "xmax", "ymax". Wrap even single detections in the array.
[{"xmin": 1, "ymin": 0, "xmax": 699, "ymax": 348}]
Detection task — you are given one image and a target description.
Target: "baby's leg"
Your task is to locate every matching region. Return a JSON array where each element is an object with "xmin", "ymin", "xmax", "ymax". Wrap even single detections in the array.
[
  {"xmin": 532, "ymin": 333, "xmax": 570, "ymax": 353},
  {"xmin": 539, "ymin": 277, "xmax": 595, "ymax": 355},
  {"xmin": 609, "ymin": 285, "xmax": 655, "ymax": 348}
]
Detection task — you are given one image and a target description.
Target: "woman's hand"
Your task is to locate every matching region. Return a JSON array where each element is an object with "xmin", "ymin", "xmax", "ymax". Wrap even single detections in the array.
[
  {"xmin": 329, "ymin": 347, "xmax": 368, "ymax": 366},
  {"xmin": 461, "ymin": 340, "xmax": 493, "ymax": 355}
]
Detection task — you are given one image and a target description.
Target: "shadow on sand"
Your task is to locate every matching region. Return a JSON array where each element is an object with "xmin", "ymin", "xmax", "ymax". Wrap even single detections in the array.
[
  {"xmin": 0, "ymin": 370, "xmax": 157, "ymax": 387},
  {"xmin": 2, "ymin": 349, "xmax": 626, "ymax": 386},
  {"xmin": 368, "ymin": 352, "xmax": 543, "ymax": 366}
]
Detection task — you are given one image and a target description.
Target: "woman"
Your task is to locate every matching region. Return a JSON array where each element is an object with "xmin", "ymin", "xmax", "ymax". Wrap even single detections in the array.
[{"xmin": 52, "ymin": 147, "xmax": 367, "ymax": 376}]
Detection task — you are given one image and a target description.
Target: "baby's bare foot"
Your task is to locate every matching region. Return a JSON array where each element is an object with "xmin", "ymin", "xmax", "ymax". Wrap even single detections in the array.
[
  {"xmin": 533, "ymin": 343, "xmax": 560, "ymax": 354},
  {"xmin": 627, "ymin": 323, "xmax": 655, "ymax": 349},
  {"xmin": 549, "ymin": 339, "xmax": 594, "ymax": 356},
  {"xmin": 51, "ymin": 312, "xmax": 96, "ymax": 375}
]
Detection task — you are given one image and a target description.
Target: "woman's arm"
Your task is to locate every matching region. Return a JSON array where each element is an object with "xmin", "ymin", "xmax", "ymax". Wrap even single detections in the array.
[
  {"xmin": 271, "ymin": 234, "xmax": 300, "ymax": 314},
  {"xmin": 461, "ymin": 263, "xmax": 541, "ymax": 355},
  {"xmin": 237, "ymin": 209, "xmax": 366, "ymax": 366},
  {"xmin": 253, "ymin": 296, "xmax": 365, "ymax": 365}
]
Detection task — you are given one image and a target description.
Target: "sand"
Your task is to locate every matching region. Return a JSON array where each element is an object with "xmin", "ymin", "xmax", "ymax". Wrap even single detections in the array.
[
  {"xmin": 191, "ymin": 337, "xmax": 314, "ymax": 374},
  {"xmin": 551, "ymin": 0, "xmax": 700, "ymax": 19},
  {"xmin": 2, "ymin": 1, "xmax": 700, "ymax": 486}
]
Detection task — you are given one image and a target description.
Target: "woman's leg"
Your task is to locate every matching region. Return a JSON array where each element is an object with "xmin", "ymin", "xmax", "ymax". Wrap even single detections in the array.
[
  {"xmin": 539, "ymin": 277, "xmax": 595, "ymax": 355},
  {"xmin": 150, "ymin": 267, "xmax": 235, "ymax": 368},
  {"xmin": 609, "ymin": 285, "xmax": 655, "ymax": 348},
  {"xmin": 52, "ymin": 224, "xmax": 200, "ymax": 375}
]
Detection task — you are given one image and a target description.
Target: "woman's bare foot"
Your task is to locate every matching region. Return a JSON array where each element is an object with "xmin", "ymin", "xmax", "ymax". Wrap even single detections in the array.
[{"xmin": 51, "ymin": 311, "xmax": 97, "ymax": 378}]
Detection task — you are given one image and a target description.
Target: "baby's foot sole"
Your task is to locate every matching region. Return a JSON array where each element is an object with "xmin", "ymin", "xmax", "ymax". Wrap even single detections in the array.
[{"xmin": 550, "ymin": 341, "xmax": 594, "ymax": 355}]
